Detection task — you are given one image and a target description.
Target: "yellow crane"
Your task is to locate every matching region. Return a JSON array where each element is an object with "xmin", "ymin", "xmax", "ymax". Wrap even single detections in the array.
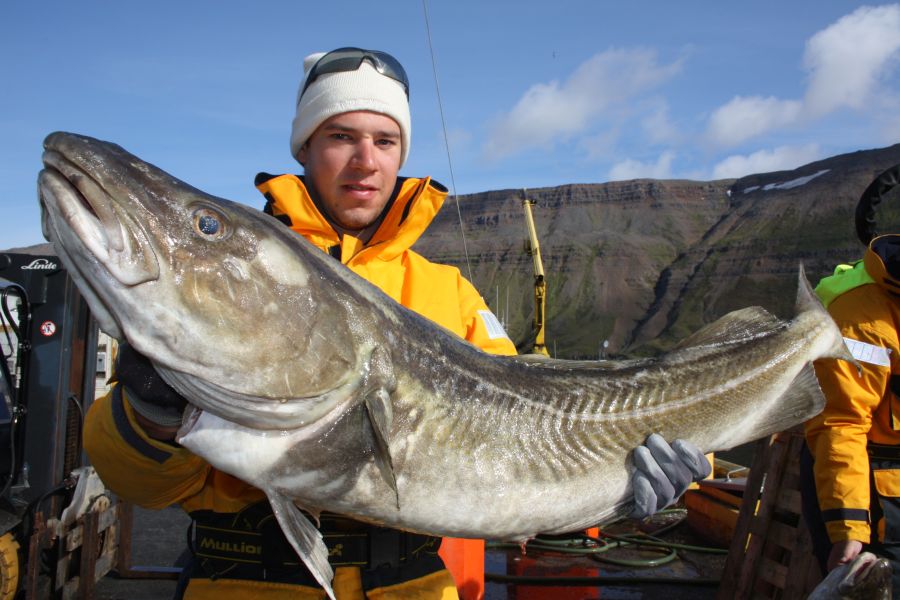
[{"xmin": 521, "ymin": 190, "xmax": 549, "ymax": 356}]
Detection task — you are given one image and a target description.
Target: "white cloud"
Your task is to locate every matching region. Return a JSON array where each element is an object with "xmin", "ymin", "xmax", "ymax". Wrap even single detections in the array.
[
  {"xmin": 705, "ymin": 5, "xmax": 900, "ymax": 147},
  {"xmin": 608, "ymin": 151, "xmax": 676, "ymax": 181},
  {"xmin": 711, "ymin": 144, "xmax": 821, "ymax": 179},
  {"xmin": 580, "ymin": 128, "xmax": 622, "ymax": 161},
  {"xmin": 706, "ymin": 96, "xmax": 802, "ymax": 147},
  {"xmin": 803, "ymin": 4, "xmax": 900, "ymax": 116},
  {"xmin": 641, "ymin": 104, "xmax": 680, "ymax": 145},
  {"xmin": 483, "ymin": 48, "xmax": 682, "ymax": 160},
  {"xmin": 443, "ymin": 127, "xmax": 473, "ymax": 154}
]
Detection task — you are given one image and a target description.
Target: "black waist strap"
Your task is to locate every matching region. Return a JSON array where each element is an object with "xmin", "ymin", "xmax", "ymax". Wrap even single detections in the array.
[
  {"xmin": 868, "ymin": 442, "xmax": 900, "ymax": 462},
  {"xmin": 191, "ymin": 505, "xmax": 440, "ymax": 571}
]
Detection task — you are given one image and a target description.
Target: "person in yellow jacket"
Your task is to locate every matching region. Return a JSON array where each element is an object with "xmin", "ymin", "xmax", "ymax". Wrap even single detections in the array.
[
  {"xmin": 84, "ymin": 47, "xmax": 710, "ymax": 600},
  {"xmin": 805, "ymin": 233, "xmax": 900, "ymax": 594}
]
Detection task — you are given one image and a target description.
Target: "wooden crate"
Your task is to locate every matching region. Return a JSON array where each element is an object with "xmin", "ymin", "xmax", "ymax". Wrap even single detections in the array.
[
  {"xmin": 25, "ymin": 502, "xmax": 119, "ymax": 599},
  {"xmin": 716, "ymin": 429, "xmax": 824, "ymax": 599},
  {"xmin": 685, "ymin": 483, "xmax": 742, "ymax": 548}
]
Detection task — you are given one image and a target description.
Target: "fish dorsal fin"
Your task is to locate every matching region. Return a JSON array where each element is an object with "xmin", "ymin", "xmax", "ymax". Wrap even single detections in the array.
[
  {"xmin": 674, "ymin": 306, "xmax": 783, "ymax": 350},
  {"xmin": 267, "ymin": 492, "xmax": 335, "ymax": 599}
]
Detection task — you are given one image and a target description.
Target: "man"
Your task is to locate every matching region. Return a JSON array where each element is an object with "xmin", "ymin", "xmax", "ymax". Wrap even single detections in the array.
[
  {"xmin": 85, "ymin": 47, "xmax": 709, "ymax": 599},
  {"xmin": 805, "ymin": 232, "xmax": 900, "ymax": 596}
]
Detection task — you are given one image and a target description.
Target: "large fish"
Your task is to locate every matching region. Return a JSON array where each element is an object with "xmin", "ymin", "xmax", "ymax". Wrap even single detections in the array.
[{"xmin": 38, "ymin": 131, "xmax": 853, "ymax": 599}]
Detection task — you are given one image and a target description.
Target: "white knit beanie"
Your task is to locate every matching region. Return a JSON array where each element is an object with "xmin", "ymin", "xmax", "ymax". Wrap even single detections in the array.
[{"xmin": 290, "ymin": 51, "xmax": 411, "ymax": 167}]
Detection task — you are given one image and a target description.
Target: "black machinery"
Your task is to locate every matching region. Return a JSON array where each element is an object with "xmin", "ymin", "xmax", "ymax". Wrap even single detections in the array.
[{"xmin": 0, "ymin": 247, "xmax": 115, "ymax": 599}]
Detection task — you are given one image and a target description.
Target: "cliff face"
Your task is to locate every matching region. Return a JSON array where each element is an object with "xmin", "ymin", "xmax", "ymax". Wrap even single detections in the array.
[
  {"xmin": 15, "ymin": 144, "xmax": 900, "ymax": 359},
  {"xmin": 413, "ymin": 143, "xmax": 900, "ymax": 357}
]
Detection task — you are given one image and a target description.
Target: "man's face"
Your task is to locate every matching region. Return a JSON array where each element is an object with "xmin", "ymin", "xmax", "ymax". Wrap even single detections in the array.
[{"xmin": 298, "ymin": 111, "xmax": 403, "ymax": 231}]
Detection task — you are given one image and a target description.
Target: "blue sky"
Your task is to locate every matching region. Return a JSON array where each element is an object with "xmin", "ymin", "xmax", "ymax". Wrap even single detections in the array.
[{"xmin": 3, "ymin": 1, "xmax": 900, "ymax": 249}]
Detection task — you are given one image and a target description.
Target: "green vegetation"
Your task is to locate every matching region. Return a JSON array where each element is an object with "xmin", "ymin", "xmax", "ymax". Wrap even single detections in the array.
[{"xmin": 415, "ymin": 146, "xmax": 900, "ymax": 359}]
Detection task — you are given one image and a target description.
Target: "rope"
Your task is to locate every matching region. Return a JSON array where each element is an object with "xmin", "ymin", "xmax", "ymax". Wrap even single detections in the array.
[
  {"xmin": 421, "ymin": 0, "xmax": 474, "ymax": 283},
  {"xmin": 485, "ymin": 509, "xmax": 726, "ymax": 586}
]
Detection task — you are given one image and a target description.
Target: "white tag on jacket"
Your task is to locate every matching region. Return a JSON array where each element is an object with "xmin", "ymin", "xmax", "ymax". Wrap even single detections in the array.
[
  {"xmin": 843, "ymin": 337, "xmax": 891, "ymax": 368},
  {"xmin": 478, "ymin": 310, "xmax": 511, "ymax": 341}
]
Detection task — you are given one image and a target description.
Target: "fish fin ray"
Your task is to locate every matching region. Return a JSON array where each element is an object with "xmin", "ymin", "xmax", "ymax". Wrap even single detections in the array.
[
  {"xmin": 794, "ymin": 263, "xmax": 860, "ymax": 370},
  {"xmin": 307, "ymin": 508, "xmax": 322, "ymax": 528},
  {"xmin": 795, "ymin": 262, "xmax": 821, "ymax": 315},
  {"xmin": 552, "ymin": 500, "xmax": 632, "ymax": 534},
  {"xmin": 365, "ymin": 387, "xmax": 399, "ymax": 509},
  {"xmin": 673, "ymin": 307, "xmax": 782, "ymax": 350},
  {"xmin": 364, "ymin": 346, "xmax": 399, "ymax": 509},
  {"xmin": 267, "ymin": 492, "xmax": 335, "ymax": 600},
  {"xmin": 723, "ymin": 363, "xmax": 824, "ymax": 450}
]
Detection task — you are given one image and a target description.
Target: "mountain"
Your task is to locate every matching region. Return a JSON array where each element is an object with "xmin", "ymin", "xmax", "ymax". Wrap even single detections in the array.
[
  {"xmin": 413, "ymin": 143, "xmax": 900, "ymax": 358},
  {"xmin": 12, "ymin": 144, "xmax": 900, "ymax": 359}
]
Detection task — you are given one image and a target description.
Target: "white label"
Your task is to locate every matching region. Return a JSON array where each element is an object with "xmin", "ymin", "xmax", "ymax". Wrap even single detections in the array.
[
  {"xmin": 477, "ymin": 310, "xmax": 510, "ymax": 341},
  {"xmin": 843, "ymin": 337, "xmax": 891, "ymax": 368}
]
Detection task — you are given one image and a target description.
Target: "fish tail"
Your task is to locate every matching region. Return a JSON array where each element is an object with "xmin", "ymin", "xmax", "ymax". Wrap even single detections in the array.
[{"xmin": 796, "ymin": 262, "xmax": 858, "ymax": 368}]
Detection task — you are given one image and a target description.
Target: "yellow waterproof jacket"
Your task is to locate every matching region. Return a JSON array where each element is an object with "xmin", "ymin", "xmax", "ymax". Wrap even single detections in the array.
[
  {"xmin": 256, "ymin": 173, "xmax": 516, "ymax": 356},
  {"xmin": 806, "ymin": 236, "xmax": 900, "ymax": 544},
  {"xmin": 84, "ymin": 173, "xmax": 515, "ymax": 516}
]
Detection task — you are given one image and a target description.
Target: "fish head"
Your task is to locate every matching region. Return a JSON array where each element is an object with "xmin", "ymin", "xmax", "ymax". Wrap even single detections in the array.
[
  {"xmin": 809, "ymin": 552, "xmax": 892, "ymax": 600},
  {"xmin": 38, "ymin": 132, "xmax": 371, "ymax": 428},
  {"xmin": 836, "ymin": 552, "xmax": 893, "ymax": 600}
]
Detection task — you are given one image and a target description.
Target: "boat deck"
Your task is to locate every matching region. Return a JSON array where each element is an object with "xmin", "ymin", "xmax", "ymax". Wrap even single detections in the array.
[
  {"xmin": 484, "ymin": 510, "xmax": 726, "ymax": 599},
  {"xmin": 93, "ymin": 505, "xmax": 727, "ymax": 599}
]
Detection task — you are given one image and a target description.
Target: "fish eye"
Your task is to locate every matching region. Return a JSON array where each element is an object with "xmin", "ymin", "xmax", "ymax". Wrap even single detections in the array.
[{"xmin": 192, "ymin": 208, "xmax": 228, "ymax": 240}]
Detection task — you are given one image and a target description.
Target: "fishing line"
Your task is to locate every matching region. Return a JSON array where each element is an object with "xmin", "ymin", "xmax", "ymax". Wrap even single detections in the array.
[{"xmin": 421, "ymin": 0, "xmax": 474, "ymax": 283}]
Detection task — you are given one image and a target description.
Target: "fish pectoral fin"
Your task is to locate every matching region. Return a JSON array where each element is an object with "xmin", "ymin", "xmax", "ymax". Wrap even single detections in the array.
[
  {"xmin": 362, "ymin": 346, "xmax": 399, "ymax": 509},
  {"xmin": 364, "ymin": 387, "xmax": 399, "ymax": 509},
  {"xmin": 267, "ymin": 492, "xmax": 335, "ymax": 600}
]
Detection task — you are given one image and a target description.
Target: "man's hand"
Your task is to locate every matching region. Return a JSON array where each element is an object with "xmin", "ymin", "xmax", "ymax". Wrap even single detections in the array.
[
  {"xmin": 115, "ymin": 342, "xmax": 188, "ymax": 440},
  {"xmin": 827, "ymin": 539, "xmax": 864, "ymax": 572},
  {"xmin": 631, "ymin": 434, "xmax": 711, "ymax": 519}
]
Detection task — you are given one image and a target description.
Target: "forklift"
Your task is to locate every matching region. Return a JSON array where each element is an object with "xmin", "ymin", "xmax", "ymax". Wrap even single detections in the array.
[{"xmin": 0, "ymin": 245, "xmax": 119, "ymax": 598}]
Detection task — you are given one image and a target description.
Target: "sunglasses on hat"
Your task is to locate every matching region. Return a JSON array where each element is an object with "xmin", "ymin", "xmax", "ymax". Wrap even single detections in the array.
[{"xmin": 300, "ymin": 47, "xmax": 409, "ymax": 100}]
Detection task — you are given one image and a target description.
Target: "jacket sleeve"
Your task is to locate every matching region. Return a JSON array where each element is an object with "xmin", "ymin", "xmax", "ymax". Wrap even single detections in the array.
[
  {"xmin": 84, "ymin": 384, "xmax": 211, "ymax": 509},
  {"xmin": 805, "ymin": 317, "xmax": 892, "ymax": 544},
  {"xmin": 455, "ymin": 275, "xmax": 517, "ymax": 356}
]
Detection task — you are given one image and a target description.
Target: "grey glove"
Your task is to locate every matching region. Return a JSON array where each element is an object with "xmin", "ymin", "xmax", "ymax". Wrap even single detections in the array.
[
  {"xmin": 630, "ymin": 433, "xmax": 711, "ymax": 519},
  {"xmin": 114, "ymin": 342, "xmax": 187, "ymax": 428}
]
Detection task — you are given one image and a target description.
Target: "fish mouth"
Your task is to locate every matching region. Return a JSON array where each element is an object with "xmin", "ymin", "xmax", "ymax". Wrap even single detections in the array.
[
  {"xmin": 39, "ymin": 141, "xmax": 161, "ymax": 338},
  {"xmin": 840, "ymin": 552, "xmax": 892, "ymax": 593},
  {"xmin": 39, "ymin": 148, "xmax": 159, "ymax": 283},
  {"xmin": 40, "ymin": 152, "xmax": 115, "ymax": 263},
  {"xmin": 38, "ymin": 142, "xmax": 159, "ymax": 278},
  {"xmin": 851, "ymin": 555, "xmax": 877, "ymax": 581}
]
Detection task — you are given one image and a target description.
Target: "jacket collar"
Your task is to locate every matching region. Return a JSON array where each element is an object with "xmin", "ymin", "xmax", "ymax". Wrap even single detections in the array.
[{"xmin": 255, "ymin": 173, "xmax": 449, "ymax": 263}]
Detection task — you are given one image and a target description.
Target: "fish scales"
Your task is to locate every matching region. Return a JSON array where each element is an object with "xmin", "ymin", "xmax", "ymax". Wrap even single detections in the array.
[{"xmin": 37, "ymin": 132, "xmax": 855, "ymax": 600}]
